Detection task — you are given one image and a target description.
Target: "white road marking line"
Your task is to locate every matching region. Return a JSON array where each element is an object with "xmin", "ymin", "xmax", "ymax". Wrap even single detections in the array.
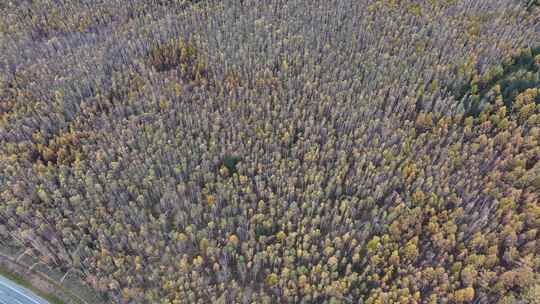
[{"xmin": 0, "ymin": 276, "xmax": 48, "ymax": 304}]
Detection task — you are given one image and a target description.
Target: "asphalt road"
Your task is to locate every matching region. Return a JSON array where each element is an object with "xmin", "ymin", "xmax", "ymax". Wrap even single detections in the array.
[{"xmin": 0, "ymin": 275, "xmax": 49, "ymax": 304}]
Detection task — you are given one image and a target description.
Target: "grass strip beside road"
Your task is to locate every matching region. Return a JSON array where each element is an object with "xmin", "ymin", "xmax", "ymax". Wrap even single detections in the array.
[
  {"xmin": 0, "ymin": 250, "xmax": 96, "ymax": 304},
  {"xmin": 0, "ymin": 267, "xmax": 64, "ymax": 304}
]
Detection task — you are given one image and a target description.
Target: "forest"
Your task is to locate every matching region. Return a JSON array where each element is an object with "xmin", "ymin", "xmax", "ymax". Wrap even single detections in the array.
[{"xmin": 0, "ymin": 0, "xmax": 539, "ymax": 303}]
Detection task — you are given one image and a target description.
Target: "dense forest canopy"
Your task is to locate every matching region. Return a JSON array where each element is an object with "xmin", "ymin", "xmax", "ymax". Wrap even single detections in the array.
[{"xmin": 0, "ymin": 0, "xmax": 539, "ymax": 303}]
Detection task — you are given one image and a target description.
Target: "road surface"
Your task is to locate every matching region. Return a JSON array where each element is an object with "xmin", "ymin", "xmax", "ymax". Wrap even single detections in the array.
[{"xmin": 0, "ymin": 275, "xmax": 49, "ymax": 304}]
